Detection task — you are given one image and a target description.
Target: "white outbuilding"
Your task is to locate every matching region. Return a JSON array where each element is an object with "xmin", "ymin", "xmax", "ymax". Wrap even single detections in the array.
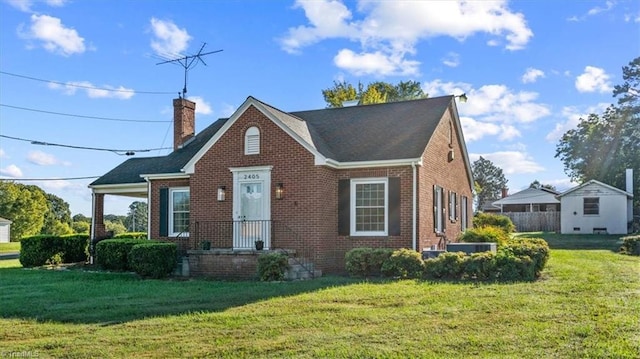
[
  {"xmin": 558, "ymin": 171, "xmax": 634, "ymax": 235},
  {"xmin": 0, "ymin": 217, "xmax": 12, "ymax": 243}
]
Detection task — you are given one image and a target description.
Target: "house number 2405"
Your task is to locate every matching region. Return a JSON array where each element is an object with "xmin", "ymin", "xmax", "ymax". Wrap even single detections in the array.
[{"xmin": 243, "ymin": 174, "xmax": 260, "ymax": 179}]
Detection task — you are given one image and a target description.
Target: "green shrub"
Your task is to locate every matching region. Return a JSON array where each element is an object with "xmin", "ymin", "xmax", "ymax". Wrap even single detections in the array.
[
  {"xmin": 19, "ymin": 235, "xmax": 56, "ymax": 267},
  {"xmin": 620, "ymin": 235, "xmax": 640, "ymax": 256},
  {"xmin": 96, "ymin": 238, "xmax": 147, "ymax": 271},
  {"xmin": 464, "ymin": 252, "xmax": 497, "ymax": 280},
  {"xmin": 257, "ymin": 253, "xmax": 290, "ymax": 281},
  {"xmin": 423, "ymin": 252, "xmax": 466, "ymax": 279},
  {"xmin": 60, "ymin": 234, "xmax": 89, "ymax": 263},
  {"xmin": 114, "ymin": 232, "xmax": 147, "ymax": 239},
  {"xmin": 381, "ymin": 248, "xmax": 424, "ymax": 279},
  {"xmin": 504, "ymin": 237, "xmax": 550, "ymax": 277},
  {"xmin": 345, "ymin": 248, "xmax": 394, "ymax": 277},
  {"xmin": 128, "ymin": 242, "xmax": 177, "ymax": 278},
  {"xmin": 458, "ymin": 226, "xmax": 510, "ymax": 246},
  {"xmin": 494, "ymin": 250, "xmax": 536, "ymax": 282},
  {"xmin": 473, "ymin": 212, "xmax": 516, "ymax": 233}
]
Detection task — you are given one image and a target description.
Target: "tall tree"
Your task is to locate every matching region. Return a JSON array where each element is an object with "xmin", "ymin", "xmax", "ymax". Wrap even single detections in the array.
[
  {"xmin": 0, "ymin": 181, "xmax": 47, "ymax": 241},
  {"xmin": 41, "ymin": 193, "xmax": 73, "ymax": 235},
  {"xmin": 322, "ymin": 80, "xmax": 426, "ymax": 108},
  {"xmin": 124, "ymin": 201, "xmax": 148, "ymax": 232},
  {"xmin": 555, "ymin": 57, "xmax": 640, "ymax": 209},
  {"xmin": 472, "ymin": 157, "xmax": 508, "ymax": 212}
]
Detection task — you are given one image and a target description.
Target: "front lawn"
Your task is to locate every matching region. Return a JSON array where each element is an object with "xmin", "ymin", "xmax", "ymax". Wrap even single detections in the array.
[
  {"xmin": 0, "ymin": 242, "xmax": 20, "ymax": 253},
  {"xmin": 0, "ymin": 234, "xmax": 638, "ymax": 358}
]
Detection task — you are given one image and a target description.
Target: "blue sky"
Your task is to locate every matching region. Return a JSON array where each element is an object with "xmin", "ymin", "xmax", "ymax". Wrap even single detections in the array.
[{"xmin": 0, "ymin": 0, "xmax": 638, "ymax": 216}]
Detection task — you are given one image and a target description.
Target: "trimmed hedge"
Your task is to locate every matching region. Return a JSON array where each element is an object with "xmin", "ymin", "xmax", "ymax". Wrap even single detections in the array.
[
  {"xmin": 473, "ymin": 212, "xmax": 516, "ymax": 233},
  {"xmin": 423, "ymin": 237, "xmax": 550, "ymax": 282},
  {"xmin": 114, "ymin": 232, "xmax": 147, "ymax": 239},
  {"xmin": 381, "ymin": 248, "xmax": 425, "ymax": 279},
  {"xmin": 19, "ymin": 234, "xmax": 89, "ymax": 267},
  {"xmin": 620, "ymin": 235, "xmax": 640, "ymax": 256},
  {"xmin": 96, "ymin": 238, "xmax": 147, "ymax": 271},
  {"xmin": 128, "ymin": 242, "xmax": 177, "ymax": 278},
  {"xmin": 345, "ymin": 248, "xmax": 394, "ymax": 277},
  {"xmin": 458, "ymin": 226, "xmax": 510, "ymax": 246},
  {"xmin": 256, "ymin": 252, "xmax": 290, "ymax": 281}
]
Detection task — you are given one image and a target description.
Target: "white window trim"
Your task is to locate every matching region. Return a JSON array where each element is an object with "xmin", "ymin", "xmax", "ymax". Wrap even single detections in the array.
[
  {"xmin": 244, "ymin": 126, "xmax": 260, "ymax": 155},
  {"xmin": 169, "ymin": 187, "xmax": 190, "ymax": 236},
  {"xmin": 449, "ymin": 191, "xmax": 457, "ymax": 222},
  {"xmin": 583, "ymin": 197, "xmax": 600, "ymax": 216},
  {"xmin": 350, "ymin": 178, "xmax": 388, "ymax": 236}
]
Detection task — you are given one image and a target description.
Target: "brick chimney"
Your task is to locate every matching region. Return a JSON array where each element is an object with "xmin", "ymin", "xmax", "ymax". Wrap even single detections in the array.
[
  {"xmin": 173, "ymin": 98, "xmax": 196, "ymax": 150},
  {"xmin": 501, "ymin": 187, "xmax": 509, "ymax": 198}
]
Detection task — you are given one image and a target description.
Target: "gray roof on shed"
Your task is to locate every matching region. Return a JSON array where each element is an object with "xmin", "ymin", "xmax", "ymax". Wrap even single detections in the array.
[{"xmin": 91, "ymin": 95, "xmax": 454, "ymax": 186}]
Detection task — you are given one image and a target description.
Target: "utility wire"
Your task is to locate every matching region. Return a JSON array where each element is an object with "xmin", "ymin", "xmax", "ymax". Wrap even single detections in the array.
[
  {"xmin": 0, "ymin": 70, "xmax": 175, "ymax": 95},
  {"xmin": 0, "ymin": 134, "xmax": 172, "ymax": 156},
  {"xmin": 1, "ymin": 176, "xmax": 99, "ymax": 181},
  {"xmin": 0, "ymin": 104, "xmax": 171, "ymax": 123}
]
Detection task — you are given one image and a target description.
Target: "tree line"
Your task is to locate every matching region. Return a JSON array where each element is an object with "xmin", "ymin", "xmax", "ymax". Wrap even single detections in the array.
[{"xmin": 0, "ymin": 181, "xmax": 147, "ymax": 241}]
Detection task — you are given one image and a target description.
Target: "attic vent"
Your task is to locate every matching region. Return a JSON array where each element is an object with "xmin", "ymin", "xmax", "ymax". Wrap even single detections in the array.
[{"xmin": 245, "ymin": 126, "xmax": 260, "ymax": 155}]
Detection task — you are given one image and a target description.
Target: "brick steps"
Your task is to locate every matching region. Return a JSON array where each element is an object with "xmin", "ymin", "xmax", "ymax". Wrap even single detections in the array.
[{"xmin": 285, "ymin": 257, "xmax": 322, "ymax": 280}]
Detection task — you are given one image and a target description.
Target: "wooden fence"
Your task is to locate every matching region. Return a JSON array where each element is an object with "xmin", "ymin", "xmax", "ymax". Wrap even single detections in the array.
[{"xmin": 502, "ymin": 212, "xmax": 560, "ymax": 233}]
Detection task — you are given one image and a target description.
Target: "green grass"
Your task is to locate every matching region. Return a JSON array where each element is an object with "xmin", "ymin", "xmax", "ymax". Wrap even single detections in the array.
[
  {"xmin": 0, "ymin": 233, "xmax": 638, "ymax": 358},
  {"xmin": 0, "ymin": 242, "xmax": 20, "ymax": 253}
]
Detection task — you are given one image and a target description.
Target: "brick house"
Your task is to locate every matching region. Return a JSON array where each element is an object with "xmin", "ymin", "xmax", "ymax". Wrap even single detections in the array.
[{"xmin": 90, "ymin": 95, "xmax": 474, "ymax": 277}]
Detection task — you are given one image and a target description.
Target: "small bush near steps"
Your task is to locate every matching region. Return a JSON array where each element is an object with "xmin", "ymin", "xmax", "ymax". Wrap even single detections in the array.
[
  {"xmin": 257, "ymin": 252, "xmax": 290, "ymax": 281},
  {"xmin": 344, "ymin": 247, "xmax": 393, "ymax": 277},
  {"xmin": 128, "ymin": 242, "xmax": 177, "ymax": 279}
]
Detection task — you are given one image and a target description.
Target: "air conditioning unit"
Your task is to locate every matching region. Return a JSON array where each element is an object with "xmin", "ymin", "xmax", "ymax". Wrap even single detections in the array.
[{"xmin": 446, "ymin": 242, "xmax": 497, "ymax": 254}]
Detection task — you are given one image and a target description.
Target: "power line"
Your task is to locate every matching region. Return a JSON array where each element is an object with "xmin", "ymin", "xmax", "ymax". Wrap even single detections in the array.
[
  {"xmin": 0, "ymin": 134, "xmax": 172, "ymax": 156},
  {"xmin": 0, "ymin": 103, "xmax": 171, "ymax": 123},
  {"xmin": 1, "ymin": 176, "xmax": 99, "ymax": 181},
  {"xmin": 0, "ymin": 70, "xmax": 175, "ymax": 95}
]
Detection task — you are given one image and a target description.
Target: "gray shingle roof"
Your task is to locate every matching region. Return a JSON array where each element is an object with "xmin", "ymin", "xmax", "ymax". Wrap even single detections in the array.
[{"xmin": 92, "ymin": 95, "xmax": 453, "ymax": 186}]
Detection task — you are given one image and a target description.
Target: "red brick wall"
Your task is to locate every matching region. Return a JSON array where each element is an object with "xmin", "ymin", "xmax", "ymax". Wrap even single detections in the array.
[
  {"xmin": 417, "ymin": 107, "xmax": 473, "ymax": 250},
  {"xmin": 188, "ymin": 251, "xmax": 258, "ymax": 279}
]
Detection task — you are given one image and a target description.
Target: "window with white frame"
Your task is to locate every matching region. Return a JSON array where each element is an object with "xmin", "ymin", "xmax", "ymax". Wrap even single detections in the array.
[
  {"xmin": 434, "ymin": 185, "xmax": 445, "ymax": 234},
  {"xmin": 351, "ymin": 178, "xmax": 388, "ymax": 236},
  {"xmin": 245, "ymin": 126, "xmax": 260, "ymax": 155},
  {"xmin": 583, "ymin": 197, "xmax": 599, "ymax": 215},
  {"xmin": 170, "ymin": 188, "xmax": 190, "ymax": 235},
  {"xmin": 449, "ymin": 191, "xmax": 457, "ymax": 221}
]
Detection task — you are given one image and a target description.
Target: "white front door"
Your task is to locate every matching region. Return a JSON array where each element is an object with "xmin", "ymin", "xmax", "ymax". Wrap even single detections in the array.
[{"xmin": 232, "ymin": 167, "xmax": 272, "ymax": 249}]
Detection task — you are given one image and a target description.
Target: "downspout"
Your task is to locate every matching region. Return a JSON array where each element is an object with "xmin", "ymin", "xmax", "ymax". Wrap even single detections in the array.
[{"xmin": 411, "ymin": 162, "xmax": 417, "ymax": 251}]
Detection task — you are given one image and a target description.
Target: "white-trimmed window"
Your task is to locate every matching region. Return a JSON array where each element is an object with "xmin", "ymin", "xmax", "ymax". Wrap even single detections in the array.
[
  {"xmin": 584, "ymin": 197, "xmax": 599, "ymax": 215},
  {"xmin": 170, "ymin": 188, "xmax": 190, "ymax": 235},
  {"xmin": 461, "ymin": 196, "xmax": 468, "ymax": 231},
  {"xmin": 351, "ymin": 178, "xmax": 388, "ymax": 236},
  {"xmin": 434, "ymin": 185, "xmax": 445, "ymax": 234},
  {"xmin": 245, "ymin": 126, "xmax": 260, "ymax": 155}
]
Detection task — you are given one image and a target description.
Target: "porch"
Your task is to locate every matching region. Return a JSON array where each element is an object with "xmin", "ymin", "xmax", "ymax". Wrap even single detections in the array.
[{"xmin": 168, "ymin": 220, "xmax": 320, "ymax": 280}]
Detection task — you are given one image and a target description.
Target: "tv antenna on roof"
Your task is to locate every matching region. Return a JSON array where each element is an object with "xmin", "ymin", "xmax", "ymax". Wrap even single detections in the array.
[{"xmin": 156, "ymin": 43, "xmax": 223, "ymax": 98}]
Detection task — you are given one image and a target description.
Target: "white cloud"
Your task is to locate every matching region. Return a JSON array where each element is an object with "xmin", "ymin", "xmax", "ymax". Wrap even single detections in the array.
[
  {"xmin": 150, "ymin": 18, "xmax": 191, "ymax": 57},
  {"xmin": 187, "ymin": 96, "xmax": 213, "ymax": 115},
  {"xmin": 19, "ymin": 14, "xmax": 86, "ymax": 56},
  {"xmin": 333, "ymin": 49, "xmax": 419, "ymax": 76},
  {"xmin": 48, "ymin": 81, "xmax": 134, "ymax": 99},
  {"xmin": 281, "ymin": 0, "xmax": 532, "ymax": 76},
  {"xmin": 587, "ymin": 1, "xmax": 615, "ymax": 16},
  {"xmin": 522, "ymin": 67, "xmax": 545, "ymax": 83},
  {"xmin": 219, "ymin": 103, "xmax": 236, "ymax": 118},
  {"xmin": 425, "ymin": 80, "xmax": 550, "ymax": 124},
  {"xmin": 469, "ymin": 151, "xmax": 544, "ymax": 175},
  {"xmin": 575, "ymin": 66, "xmax": 613, "ymax": 93},
  {"xmin": 26, "ymin": 150, "xmax": 70, "ymax": 166},
  {"xmin": 545, "ymin": 103, "xmax": 611, "ymax": 142},
  {"xmin": 0, "ymin": 164, "xmax": 23, "ymax": 178},
  {"xmin": 460, "ymin": 117, "xmax": 500, "ymax": 142},
  {"xmin": 46, "ymin": 0, "xmax": 67, "ymax": 6},
  {"xmin": 7, "ymin": 0, "xmax": 67, "ymax": 11},
  {"xmin": 442, "ymin": 52, "xmax": 460, "ymax": 68}
]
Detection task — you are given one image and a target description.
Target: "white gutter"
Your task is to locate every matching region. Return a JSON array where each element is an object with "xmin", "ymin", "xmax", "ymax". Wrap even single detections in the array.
[
  {"xmin": 411, "ymin": 161, "xmax": 419, "ymax": 251},
  {"xmin": 324, "ymin": 157, "xmax": 423, "ymax": 169}
]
